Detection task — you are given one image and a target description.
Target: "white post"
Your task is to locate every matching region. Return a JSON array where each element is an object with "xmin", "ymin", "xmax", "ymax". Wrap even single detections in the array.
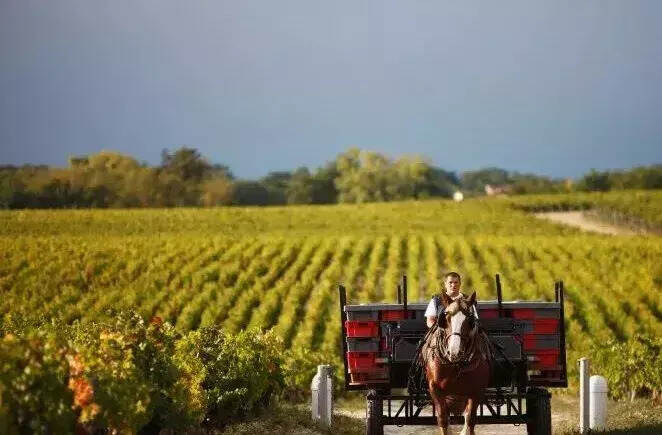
[
  {"xmin": 311, "ymin": 365, "xmax": 333, "ymax": 426},
  {"xmin": 579, "ymin": 357, "xmax": 590, "ymax": 434},
  {"xmin": 590, "ymin": 375, "xmax": 608, "ymax": 431}
]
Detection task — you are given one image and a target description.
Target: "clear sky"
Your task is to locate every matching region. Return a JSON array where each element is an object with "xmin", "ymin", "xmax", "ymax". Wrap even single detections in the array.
[{"xmin": 1, "ymin": 1, "xmax": 661, "ymax": 179}]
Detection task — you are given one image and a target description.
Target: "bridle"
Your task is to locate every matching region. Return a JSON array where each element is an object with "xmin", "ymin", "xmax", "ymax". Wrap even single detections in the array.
[
  {"xmin": 434, "ymin": 303, "xmax": 478, "ymax": 366},
  {"xmin": 408, "ymin": 297, "xmax": 492, "ymax": 396}
]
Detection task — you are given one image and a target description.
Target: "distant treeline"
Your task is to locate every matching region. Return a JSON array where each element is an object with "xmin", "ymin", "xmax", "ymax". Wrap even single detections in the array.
[{"xmin": 1, "ymin": 147, "xmax": 661, "ymax": 209}]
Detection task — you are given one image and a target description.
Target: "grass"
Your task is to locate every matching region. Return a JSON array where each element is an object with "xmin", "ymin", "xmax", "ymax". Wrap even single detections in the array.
[
  {"xmin": 217, "ymin": 395, "xmax": 662, "ymax": 434},
  {"xmin": 552, "ymin": 395, "xmax": 662, "ymax": 434},
  {"xmin": 216, "ymin": 401, "xmax": 364, "ymax": 435}
]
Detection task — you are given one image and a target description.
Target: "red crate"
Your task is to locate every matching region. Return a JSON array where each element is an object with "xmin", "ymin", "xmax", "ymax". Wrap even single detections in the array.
[
  {"xmin": 530, "ymin": 349, "xmax": 560, "ymax": 368},
  {"xmin": 347, "ymin": 352, "xmax": 377, "ymax": 372},
  {"xmin": 528, "ymin": 369, "xmax": 564, "ymax": 382},
  {"xmin": 381, "ymin": 310, "xmax": 411, "ymax": 321},
  {"xmin": 349, "ymin": 368, "xmax": 388, "ymax": 384},
  {"xmin": 523, "ymin": 334, "xmax": 560, "ymax": 350},
  {"xmin": 345, "ymin": 321, "xmax": 379, "ymax": 338},
  {"xmin": 537, "ymin": 351, "xmax": 559, "ymax": 367},
  {"xmin": 512, "ymin": 308, "xmax": 535, "ymax": 319},
  {"xmin": 533, "ymin": 318, "xmax": 559, "ymax": 334},
  {"xmin": 479, "ymin": 309, "xmax": 499, "ymax": 319}
]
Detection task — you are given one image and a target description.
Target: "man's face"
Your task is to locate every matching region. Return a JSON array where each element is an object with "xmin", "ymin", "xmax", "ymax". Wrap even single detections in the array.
[{"xmin": 444, "ymin": 276, "xmax": 461, "ymax": 294}]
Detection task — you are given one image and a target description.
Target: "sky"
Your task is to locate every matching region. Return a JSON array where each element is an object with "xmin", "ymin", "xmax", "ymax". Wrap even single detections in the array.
[{"xmin": 1, "ymin": 1, "xmax": 661, "ymax": 179}]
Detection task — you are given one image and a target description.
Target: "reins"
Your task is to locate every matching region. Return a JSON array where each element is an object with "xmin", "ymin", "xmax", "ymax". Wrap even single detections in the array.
[{"xmin": 407, "ymin": 302, "xmax": 494, "ymax": 398}]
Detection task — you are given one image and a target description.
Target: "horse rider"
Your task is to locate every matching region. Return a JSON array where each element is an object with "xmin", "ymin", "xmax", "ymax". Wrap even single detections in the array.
[{"xmin": 425, "ymin": 272, "xmax": 471, "ymax": 328}]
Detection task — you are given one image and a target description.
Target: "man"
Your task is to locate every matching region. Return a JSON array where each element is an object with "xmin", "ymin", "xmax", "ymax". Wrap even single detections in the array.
[{"xmin": 425, "ymin": 272, "xmax": 465, "ymax": 328}]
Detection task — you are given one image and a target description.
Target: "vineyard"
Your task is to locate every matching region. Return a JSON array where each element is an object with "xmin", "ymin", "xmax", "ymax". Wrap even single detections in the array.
[
  {"xmin": 509, "ymin": 189, "xmax": 662, "ymax": 231},
  {"xmin": 1, "ymin": 193, "xmax": 661, "ymax": 430}
]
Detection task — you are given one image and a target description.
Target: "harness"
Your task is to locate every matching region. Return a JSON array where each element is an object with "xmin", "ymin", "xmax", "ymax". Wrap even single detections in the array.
[{"xmin": 407, "ymin": 298, "xmax": 492, "ymax": 397}]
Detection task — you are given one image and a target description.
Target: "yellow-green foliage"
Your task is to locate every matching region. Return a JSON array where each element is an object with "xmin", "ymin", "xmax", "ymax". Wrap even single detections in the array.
[
  {"xmin": 0, "ymin": 193, "xmax": 661, "ymax": 427},
  {"xmin": 590, "ymin": 333, "xmax": 662, "ymax": 401},
  {"xmin": 0, "ymin": 314, "xmax": 291, "ymax": 433},
  {"xmin": 509, "ymin": 189, "xmax": 662, "ymax": 230},
  {"xmin": 0, "ymin": 330, "xmax": 74, "ymax": 434}
]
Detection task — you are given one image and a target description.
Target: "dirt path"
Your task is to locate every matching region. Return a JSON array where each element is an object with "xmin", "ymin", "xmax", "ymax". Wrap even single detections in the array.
[
  {"xmin": 533, "ymin": 211, "xmax": 639, "ymax": 235},
  {"xmin": 336, "ymin": 398, "xmax": 575, "ymax": 435}
]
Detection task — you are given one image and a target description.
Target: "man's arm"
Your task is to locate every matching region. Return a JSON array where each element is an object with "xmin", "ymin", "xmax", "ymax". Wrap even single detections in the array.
[{"xmin": 424, "ymin": 298, "xmax": 438, "ymax": 328}]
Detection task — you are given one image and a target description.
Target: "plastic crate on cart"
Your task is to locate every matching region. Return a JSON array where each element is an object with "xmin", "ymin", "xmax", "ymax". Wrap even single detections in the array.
[
  {"xmin": 345, "ymin": 321, "xmax": 379, "ymax": 338},
  {"xmin": 479, "ymin": 308, "xmax": 499, "ymax": 319},
  {"xmin": 349, "ymin": 368, "xmax": 388, "ymax": 384},
  {"xmin": 533, "ymin": 318, "xmax": 559, "ymax": 334},
  {"xmin": 523, "ymin": 334, "xmax": 560, "ymax": 350},
  {"xmin": 346, "ymin": 338, "xmax": 380, "ymax": 352},
  {"xmin": 529, "ymin": 349, "xmax": 560, "ymax": 368},
  {"xmin": 381, "ymin": 310, "xmax": 413, "ymax": 321},
  {"xmin": 513, "ymin": 307, "xmax": 560, "ymax": 319},
  {"xmin": 347, "ymin": 352, "xmax": 378, "ymax": 372},
  {"xmin": 346, "ymin": 310, "xmax": 379, "ymax": 321}
]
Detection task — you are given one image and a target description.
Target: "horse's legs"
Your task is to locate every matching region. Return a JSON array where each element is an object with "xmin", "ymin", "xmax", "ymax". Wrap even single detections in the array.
[
  {"xmin": 460, "ymin": 397, "xmax": 479, "ymax": 435},
  {"xmin": 429, "ymin": 384, "xmax": 449, "ymax": 435}
]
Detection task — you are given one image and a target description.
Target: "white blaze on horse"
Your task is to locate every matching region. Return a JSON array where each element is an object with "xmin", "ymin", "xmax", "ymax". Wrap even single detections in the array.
[{"xmin": 421, "ymin": 292, "xmax": 493, "ymax": 435}]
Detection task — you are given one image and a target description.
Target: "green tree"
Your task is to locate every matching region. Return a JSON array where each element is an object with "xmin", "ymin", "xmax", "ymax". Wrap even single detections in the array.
[
  {"xmin": 460, "ymin": 167, "xmax": 510, "ymax": 194},
  {"xmin": 578, "ymin": 169, "xmax": 611, "ymax": 192},
  {"xmin": 200, "ymin": 177, "xmax": 234, "ymax": 206},
  {"xmin": 259, "ymin": 171, "xmax": 291, "ymax": 205},
  {"xmin": 310, "ymin": 162, "xmax": 339, "ymax": 204},
  {"xmin": 160, "ymin": 147, "xmax": 211, "ymax": 183},
  {"xmin": 232, "ymin": 181, "xmax": 271, "ymax": 206},
  {"xmin": 334, "ymin": 148, "xmax": 451, "ymax": 203},
  {"xmin": 608, "ymin": 164, "xmax": 662, "ymax": 190},
  {"xmin": 422, "ymin": 166, "xmax": 459, "ymax": 198},
  {"xmin": 510, "ymin": 173, "xmax": 566, "ymax": 194},
  {"xmin": 335, "ymin": 148, "xmax": 392, "ymax": 203},
  {"xmin": 159, "ymin": 148, "xmax": 212, "ymax": 205},
  {"xmin": 286, "ymin": 167, "xmax": 314, "ymax": 204},
  {"xmin": 389, "ymin": 156, "xmax": 431, "ymax": 199}
]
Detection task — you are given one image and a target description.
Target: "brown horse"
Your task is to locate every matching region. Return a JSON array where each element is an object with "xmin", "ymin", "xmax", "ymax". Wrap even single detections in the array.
[{"xmin": 421, "ymin": 292, "xmax": 492, "ymax": 435}]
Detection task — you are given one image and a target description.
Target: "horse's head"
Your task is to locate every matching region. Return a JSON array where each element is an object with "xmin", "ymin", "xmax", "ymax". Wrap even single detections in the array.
[{"xmin": 437, "ymin": 291, "xmax": 477, "ymax": 362}]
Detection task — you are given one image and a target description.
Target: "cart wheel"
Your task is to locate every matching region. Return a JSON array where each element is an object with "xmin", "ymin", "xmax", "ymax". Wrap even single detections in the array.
[
  {"xmin": 526, "ymin": 387, "xmax": 551, "ymax": 435},
  {"xmin": 366, "ymin": 390, "xmax": 383, "ymax": 435}
]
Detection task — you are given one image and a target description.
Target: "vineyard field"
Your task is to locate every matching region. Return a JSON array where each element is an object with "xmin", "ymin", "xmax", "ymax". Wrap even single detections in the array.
[
  {"xmin": 509, "ymin": 189, "xmax": 662, "ymax": 231},
  {"xmin": 2, "ymin": 196, "xmax": 662, "ymax": 381}
]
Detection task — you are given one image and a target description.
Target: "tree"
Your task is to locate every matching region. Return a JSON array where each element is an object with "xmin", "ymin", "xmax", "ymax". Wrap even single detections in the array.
[
  {"xmin": 259, "ymin": 171, "xmax": 291, "ymax": 205},
  {"xmin": 310, "ymin": 162, "xmax": 339, "ymax": 204},
  {"xmin": 579, "ymin": 169, "xmax": 611, "ymax": 192},
  {"xmin": 389, "ymin": 156, "xmax": 431, "ymax": 199},
  {"xmin": 286, "ymin": 167, "xmax": 314, "ymax": 204},
  {"xmin": 509, "ymin": 172, "xmax": 566, "ymax": 194},
  {"xmin": 334, "ymin": 148, "xmax": 393, "ymax": 203},
  {"xmin": 209, "ymin": 164, "xmax": 234, "ymax": 180},
  {"xmin": 608, "ymin": 165, "xmax": 662, "ymax": 190},
  {"xmin": 333, "ymin": 148, "xmax": 453, "ymax": 203},
  {"xmin": 232, "ymin": 181, "xmax": 271, "ymax": 206},
  {"xmin": 460, "ymin": 167, "xmax": 510, "ymax": 194},
  {"xmin": 160, "ymin": 147, "xmax": 211, "ymax": 182},
  {"xmin": 419, "ymin": 166, "xmax": 458, "ymax": 198},
  {"xmin": 200, "ymin": 178, "xmax": 234, "ymax": 206}
]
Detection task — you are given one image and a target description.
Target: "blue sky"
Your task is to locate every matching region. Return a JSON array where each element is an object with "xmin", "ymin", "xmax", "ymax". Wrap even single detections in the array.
[{"xmin": 1, "ymin": 1, "xmax": 661, "ymax": 179}]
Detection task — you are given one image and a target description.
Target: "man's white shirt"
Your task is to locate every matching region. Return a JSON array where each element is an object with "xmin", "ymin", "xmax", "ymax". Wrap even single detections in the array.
[{"xmin": 424, "ymin": 298, "xmax": 439, "ymax": 318}]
